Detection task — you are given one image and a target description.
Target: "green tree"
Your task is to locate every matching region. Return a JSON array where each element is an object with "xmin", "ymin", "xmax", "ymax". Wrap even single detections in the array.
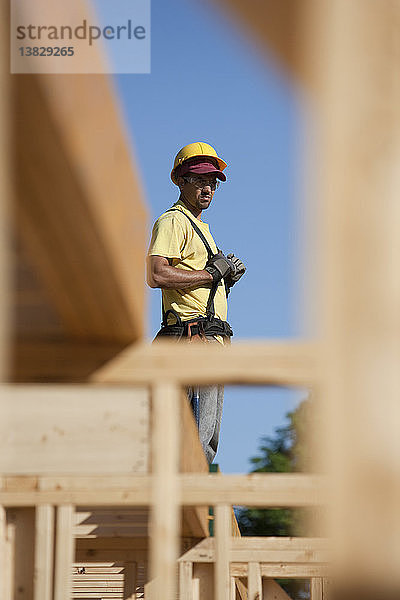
[{"xmin": 237, "ymin": 397, "xmax": 315, "ymax": 599}]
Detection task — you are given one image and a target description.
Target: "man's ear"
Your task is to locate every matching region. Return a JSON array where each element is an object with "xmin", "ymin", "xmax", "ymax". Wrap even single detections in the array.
[{"xmin": 176, "ymin": 176, "xmax": 185, "ymax": 190}]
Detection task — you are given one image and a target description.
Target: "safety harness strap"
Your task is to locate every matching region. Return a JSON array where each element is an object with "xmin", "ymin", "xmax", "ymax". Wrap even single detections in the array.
[{"xmin": 163, "ymin": 207, "xmax": 219, "ymax": 322}]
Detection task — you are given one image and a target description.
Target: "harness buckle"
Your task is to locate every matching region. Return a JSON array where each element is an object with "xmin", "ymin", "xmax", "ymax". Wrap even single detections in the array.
[{"xmin": 186, "ymin": 320, "xmax": 205, "ymax": 341}]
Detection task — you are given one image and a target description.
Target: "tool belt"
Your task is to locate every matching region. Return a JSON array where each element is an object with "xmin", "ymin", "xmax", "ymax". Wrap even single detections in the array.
[{"xmin": 154, "ymin": 309, "xmax": 233, "ymax": 342}]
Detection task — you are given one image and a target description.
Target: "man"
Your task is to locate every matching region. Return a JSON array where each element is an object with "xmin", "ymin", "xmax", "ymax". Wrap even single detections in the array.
[{"xmin": 147, "ymin": 141, "xmax": 245, "ymax": 463}]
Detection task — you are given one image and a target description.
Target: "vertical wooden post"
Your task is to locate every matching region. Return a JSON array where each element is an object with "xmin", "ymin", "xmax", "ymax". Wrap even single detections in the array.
[
  {"xmin": 5, "ymin": 521, "xmax": 14, "ymax": 600},
  {"xmin": 34, "ymin": 505, "xmax": 54, "ymax": 600},
  {"xmin": 8, "ymin": 508, "xmax": 35, "ymax": 599},
  {"xmin": 311, "ymin": 578, "xmax": 323, "ymax": 600},
  {"xmin": 124, "ymin": 561, "xmax": 137, "ymax": 600},
  {"xmin": 0, "ymin": 0, "xmax": 10, "ymax": 384},
  {"xmin": 54, "ymin": 505, "xmax": 75, "ymax": 600},
  {"xmin": 303, "ymin": 0, "xmax": 400, "ymax": 594},
  {"xmin": 248, "ymin": 562, "xmax": 262, "ymax": 600},
  {"xmin": 215, "ymin": 504, "xmax": 231, "ymax": 600},
  {"xmin": 179, "ymin": 561, "xmax": 193, "ymax": 600},
  {"xmin": 150, "ymin": 381, "xmax": 180, "ymax": 600},
  {"xmin": 193, "ymin": 576, "xmax": 200, "ymax": 600},
  {"xmin": 229, "ymin": 576, "xmax": 236, "ymax": 600},
  {"xmin": 0, "ymin": 506, "xmax": 6, "ymax": 600}
]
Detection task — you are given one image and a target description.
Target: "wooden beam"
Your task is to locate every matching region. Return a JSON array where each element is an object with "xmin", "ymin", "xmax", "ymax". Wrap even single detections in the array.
[
  {"xmin": 210, "ymin": 1, "xmax": 310, "ymax": 86},
  {"xmin": 179, "ymin": 391, "xmax": 209, "ymax": 539},
  {"xmin": 8, "ymin": 508, "xmax": 35, "ymax": 599},
  {"xmin": 15, "ymin": 72, "xmax": 147, "ymax": 344},
  {"xmin": 0, "ymin": 506, "xmax": 6, "ymax": 600},
  {"xmin": 180, "ymin": 537, "xmax": 329, "ymax": 564},
  {"xmin": 248, "ymin": 562, "xmax": 261, "ymax": 600},
  {"xmin": 54, "ymin": 505, "xmax": 75, "ymax": 600},
  {"xmin": 123, "ymin": 562, "xmax": 137, "ymax": 600},
  {"xmin": 179, "ymin": 561, "xmax": 193, "ymax": 600},
  {"xmin": 305, "ymin": 0, "xmax": 400, "ymax": 592},
  {"xmin": 149, "ymin": 382, "xmax": 180, "ymax": 600},
  {"xmin": 34, "ymin": 505, "xmax": 54, "ymax": 600},
  {"xmin": 92, "ymin": 340, "xmax": 318, "ymax": 386},
  {"xmin": 311, "ymin": 578, "xmax": 323, "ymax": 600},
  {"xmin": 215, "ymin": 505, "xmax": 231, "ymax": 600},
  {"xmin": 232, "ymin": 564, "xmax": 330, "ymax": 578},
  {"xmin": 193, "ymin": 564, "xmax": 214, "ymax": 600},
  {"xmin": 0, "ymin": 0, "xmax": 10, "ymax": 382},
  {"xmin": 0, "ymin": 473, "xmax": 326, "ymax": 507},
  {"xmin": 0, "ymin": 385, "xmax": 149, "ymax": 475},
  {"xmin": 12, "ymin": 339, "xmax": 126, "ymax": 383}
]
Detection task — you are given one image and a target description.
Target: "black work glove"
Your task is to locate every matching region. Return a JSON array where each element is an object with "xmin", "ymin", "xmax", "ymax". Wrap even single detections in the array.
[
  {"xmin": 224, "ymin": 253, "xmax": 246, "ymax": 288},
  {"xmin": 205, "ymin": 251, "xmax": 235, "ymax": 283}
]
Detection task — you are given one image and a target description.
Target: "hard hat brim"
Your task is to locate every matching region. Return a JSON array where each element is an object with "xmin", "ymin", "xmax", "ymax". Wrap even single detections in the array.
[{"xmin": 171, "ymin": 155, "xmax": 227, "ymax": 184}]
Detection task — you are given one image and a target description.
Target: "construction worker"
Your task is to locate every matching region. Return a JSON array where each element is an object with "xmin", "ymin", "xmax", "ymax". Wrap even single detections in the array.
[{"xmin": 147, "ymin": 142, "xmax": 246, "ymax": 463}]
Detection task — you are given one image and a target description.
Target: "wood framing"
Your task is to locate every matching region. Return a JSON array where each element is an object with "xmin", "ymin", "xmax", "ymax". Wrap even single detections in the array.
[
  {"xmin": 0, "ymin": 386, "xmax": 149, "ymax": 475},
  {"xmin": 0, "ymin": 473, "xmax": 326, "ymax": 507},
  {"xmin": 14, "ymin": 73, "xmax": 147, "ymax": 345},
  {"xmin": 0, "ymin": 0, "xmax": 10, "ymax": 383},
  {"xmin": 93, "ymin": 340, "xmax": 318, "ymax": 386}
]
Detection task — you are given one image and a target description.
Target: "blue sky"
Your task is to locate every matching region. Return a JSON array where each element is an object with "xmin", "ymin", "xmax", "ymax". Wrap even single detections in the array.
[{"xmin": 111, "ymin": 0, "xmax": 309, "ymax": 473}]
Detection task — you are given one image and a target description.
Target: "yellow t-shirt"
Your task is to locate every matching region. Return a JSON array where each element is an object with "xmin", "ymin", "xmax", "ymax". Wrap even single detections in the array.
[{"xmin": 148, "ymin": 200, "xmax": 228, "ymax": 326}]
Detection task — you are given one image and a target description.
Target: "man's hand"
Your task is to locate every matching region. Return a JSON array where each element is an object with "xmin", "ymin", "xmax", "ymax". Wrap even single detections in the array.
[
  {"xmin": 225, "ymin": 253, "xmax": 246, "ymax": 287},
  {"xmin": 205, "ymin": 252, "xmax": 235, "ymax": 283}
]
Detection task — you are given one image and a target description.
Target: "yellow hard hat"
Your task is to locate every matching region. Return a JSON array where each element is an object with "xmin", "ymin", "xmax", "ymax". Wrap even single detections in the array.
[{"xmin": 171, "ymin": 141, "xmax": 227, "ymax": 185}]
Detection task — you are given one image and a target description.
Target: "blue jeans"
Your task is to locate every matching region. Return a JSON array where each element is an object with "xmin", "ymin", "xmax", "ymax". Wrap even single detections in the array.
[
  {"xmin": 188, "ymin": 336, "xmax": 224, "ymax": 463},
  {"xmin": 188, "ymin": 384, "xmax": 224, "ymax": 463}
]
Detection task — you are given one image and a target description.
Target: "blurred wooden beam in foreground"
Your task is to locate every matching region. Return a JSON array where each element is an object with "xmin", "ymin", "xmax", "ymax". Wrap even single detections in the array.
[
  {"xmin": 303, "ymin": 0, "xmax": 400, "ymax": 596},
  {"xmin": 211, "ymin": 0, "xmax": 311, "ymax": 85},
  {"xmin": 92, "ymin": 340, "xmax": 319, "ymax": 386},
  {"xmin": 14, "ymin": 73, "xmax": 148, "ymax": 345}
]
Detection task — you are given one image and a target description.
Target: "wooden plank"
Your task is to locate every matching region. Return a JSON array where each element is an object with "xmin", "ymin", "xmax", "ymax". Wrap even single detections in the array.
[
  {"xmin": 230, "ymin": 577, "xmax": 236, "ymax": 600},
  {"xmin": 123, "ymin": 562, "xmax": 137, "ymax": 600},
  {"xmin": 0, "ymin": 506, "xmax": 6, "ymax": 600},
  {"xmin": 15, "ymin": 72, "xmax": 147, "ymax": 344},
  {"xmin": 215, "ymin": 505, "xmax": 231, "ymax": 600},
  {"xmin": 8, "ymin": 508, "xmax": 35, "ymax": 599},
  {"xmin": 311, "ymin": 578, "xmax": 323, "ymax": 600},
  {"xmin": 179, "ymin": 561, "xmax": 193, "ymax": 600},
  {"xmin": 180, "ymin": 537, "xmax": 330, "ymax": 563},
  {"xmin": 193, "ymin": 576, "xmax": 200, "ymax": 600},
  {"xmin": 149, "ymin": 382, "xmax": 180, "ymax": 600},
  {"xmin": 232, "ymin": 564, "xmax": 330, "ymax": 578},
  {"xmin": 180, "ymin": 392, "xmax": 209, "ymax": 539},
  {"xmin": 4, "ymin": 518, "xmax": 15, "ymax": 600},
  {"xmin": 209, "ymin": 1, "xmax": 310, "ymax": 85},
  {"xmin": 92, "ymin": 341, "xmax": 318, "ymax": 386},
  {"xmin": 193, "ymin": 563, "xmax": 214, "ymax": 600},
  {"xmin": 54, "ymin": 505, "xmax": 75, "ymax": 600},
  {"xmin": 13, "ymin": 339, "xmax": 125, "ymax": 383},
  {"xmin": 76, "ymin": 550, "xmax": 147, "ymax": 564},
  {"xmin": 304, "ymin": 0, "xmax": 400, "ymax": 592},
  {"xmin": 0, "ymin": 0, "xmax": 10, "ymax": 383},
  {"xmin": 179, "ymin": 473, "xmax": 326, "ymax": 506},
  {"xmin": 262, "ymin": 578, "xmax": 292, "ymax": 599},
  {"xmin": 34, "ymin": 505, "xmax": 54, "ymax": 600},
  {"xmin": 248, "ymin": 562, "xmax": 261, "ymax": 600},
  {"xmin": 0, "ymin": 473, "xmax": 326, "ymax": 507},
  {"xmin": 0, "ymin": 385, "xmax": 149, "ymax": 474}
]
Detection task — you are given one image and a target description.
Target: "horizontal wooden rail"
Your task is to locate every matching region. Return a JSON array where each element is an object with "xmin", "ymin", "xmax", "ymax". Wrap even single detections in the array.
[
  {"xmin": 92, "ymin": 340, "xmax": 319, "ymax": 386},
  {"xmin": 179, "ymin": 536, "xmax": 330, "ymax": 563},
  {"xmin": 0, "ymin": 473, "xmax": 327, "ymax": 507}
]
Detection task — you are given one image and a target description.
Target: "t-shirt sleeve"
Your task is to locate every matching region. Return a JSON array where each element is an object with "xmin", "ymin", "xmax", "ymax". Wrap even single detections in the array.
[{"xmin": 148, "ymin": 215, "xmax": 186, "ymax": 260}]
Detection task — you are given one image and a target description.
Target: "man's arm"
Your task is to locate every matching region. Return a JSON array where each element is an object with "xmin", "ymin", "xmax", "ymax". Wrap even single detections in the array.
[{"xmin": 147, "ymin": 255, "xmax": 213, "ymax": 289}]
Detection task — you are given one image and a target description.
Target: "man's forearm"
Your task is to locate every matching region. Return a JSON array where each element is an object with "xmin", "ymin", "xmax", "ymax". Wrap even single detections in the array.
[{"xmin": 152, "ymin": 264, "xmax": 213, "ymax": 289}]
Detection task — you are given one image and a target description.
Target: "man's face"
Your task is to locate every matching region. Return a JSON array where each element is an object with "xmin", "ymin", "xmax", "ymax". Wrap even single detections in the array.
[{"xmin": 179, "ymin": 175, "xmax": 218, "ymax": 213}]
